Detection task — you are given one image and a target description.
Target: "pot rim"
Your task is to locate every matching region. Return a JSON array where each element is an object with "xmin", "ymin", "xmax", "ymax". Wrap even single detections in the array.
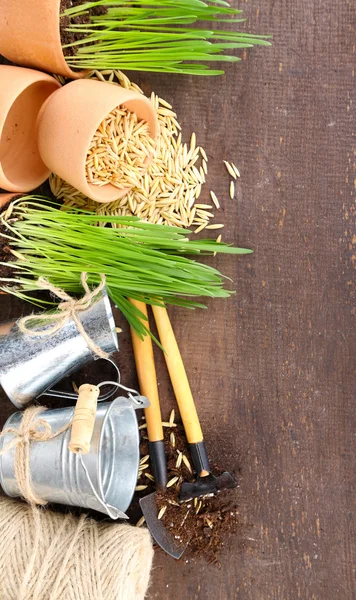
[
  {"xmin": 82, "ymin": 92, "xmax": 159, "ymax": 203},
  {"xmin": 38, "ymin": 79, "xmax": 159, "ymax": 204}
]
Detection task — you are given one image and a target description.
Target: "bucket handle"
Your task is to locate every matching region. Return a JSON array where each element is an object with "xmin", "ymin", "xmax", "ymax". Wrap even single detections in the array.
[
  {"xmin": 74, "ymin": 389, "xmax": 150, "ymax": 520},
  {"xmin": 41, "ymin": 358, "xmax": 121, "ymax": 402},
  {"xmin": 78, "ymin": 453, "xmax": 128, "ymax": 520}
]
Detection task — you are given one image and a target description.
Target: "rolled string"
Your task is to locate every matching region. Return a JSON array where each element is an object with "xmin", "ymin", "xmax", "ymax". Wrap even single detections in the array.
[
  {"xmin": 0, "ymin": 497, "xmax": 153, "ymax": 600},
  {"xmin": 0, "ymin": 406, "xmax": 71, "ymax": 505},
  {"xmin": 18, "ymin": 272, "xmax": 110, "ymax": 360}
]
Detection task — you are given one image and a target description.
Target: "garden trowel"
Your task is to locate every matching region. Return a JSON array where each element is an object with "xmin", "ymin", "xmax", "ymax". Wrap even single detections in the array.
[{"xmin": 130, "ymin": 300, "xmax": 186, "ymax": 559}]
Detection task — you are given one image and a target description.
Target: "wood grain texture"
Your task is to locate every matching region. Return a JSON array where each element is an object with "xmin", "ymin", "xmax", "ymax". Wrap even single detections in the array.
[{"xmin": 0, "ymin": 0, "xmax": 355, "ymax": 598}]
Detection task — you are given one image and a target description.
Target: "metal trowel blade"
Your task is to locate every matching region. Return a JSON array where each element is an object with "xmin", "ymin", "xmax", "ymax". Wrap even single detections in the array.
[{"xmin": 140, "ymin": 493, "xmax": 187, "ymax": 559}]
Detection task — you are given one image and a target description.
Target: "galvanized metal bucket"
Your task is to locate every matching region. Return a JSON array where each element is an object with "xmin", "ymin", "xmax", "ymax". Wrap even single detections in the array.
[
  {"xmin": 0, "ymin": 395, "xmax": 148, "ymax": 518},
  {"xmin": 0, "ymin": 291, "xmax": 118, "ymax": 408}
]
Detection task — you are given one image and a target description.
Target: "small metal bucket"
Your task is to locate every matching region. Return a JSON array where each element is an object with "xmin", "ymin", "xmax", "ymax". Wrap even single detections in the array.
[
  {"xmin": 0, "ymin": 395, "xmax": 148, "ymax": 518},
  {"xmin": 0, "ymin": 291, "xmax": 118, "ymax": 408}
]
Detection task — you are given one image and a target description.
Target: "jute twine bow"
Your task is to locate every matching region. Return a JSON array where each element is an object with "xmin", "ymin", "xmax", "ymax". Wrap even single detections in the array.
[
  {"xmin": 0, "ymin": 406, "xmax": 71, "ymax": 505},
  {"xmin": 18, "ymin": 272, "xmax": 109, "ymax": 360}
]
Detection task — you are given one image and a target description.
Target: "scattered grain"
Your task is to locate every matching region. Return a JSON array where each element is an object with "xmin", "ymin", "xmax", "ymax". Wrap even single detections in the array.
[
  {"xmin": 169, "ymin": 409, "xmax": 175, "ymax": 426},
  {"xmin": 140, "ymin": 455, "xmax": 150, "ymax": 465},
  {"xmin": 167, "ymin": 476, "xmax": 179, "ymax": 488},
  {"xmin": 223, "ymin": 160, "xmax": 237, "ymax": 179},
  {"xmin": 135, "ymin": 485, "xmax": 148, "ymax": 491},
  {"xmin": 231, "ymin": 162, "xmax": 241, "ymax": 178},
  {"xmin": 194, "ymin": 222, "xmax": 207, "ymax": 234},
  {"xmin": 206, "ymin": 224, "xmax": 225, "ymax": 230},
  {"xmin": 205, "ymin": 517, "xmax": 214, "ymax": 529},
  {"xmin": 213, "ymin": 234, "xmax": 222, "ymax": 257},
  {"xmin": 210, "ymin": 191, "xmax": 220, "ymax": 209},
  {"xmin": 136, "ymin": 516, "xmax": 146, "ymax": 527},
  {"xmin": 182, "ymin": 455, "xmax": 192, "ymax": 473},
  {"xmin": 158, "ymin": 506, "xmax": 167, "ymax": 520},
  {"xmin": 230, "ymin": 181, "xmax": 235, "ymax": 199},
  {"xmin": 170, "ymin": 432, "xmax": 176, "ymax": 448},
  {"xmin": 200, "ymin": 147, "xmax": 208, "ymax": 162}
]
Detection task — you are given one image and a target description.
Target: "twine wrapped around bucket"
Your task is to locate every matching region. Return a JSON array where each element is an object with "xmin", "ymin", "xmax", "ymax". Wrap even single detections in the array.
[
  {"xmin": 0, "ymin": 406, "xmax": 73, "ymax": 506},
  {"xmin": 0, "ymin": 496, "xmax": 153, "ymax": 600},
  {"xmin": 18, "ymin": 272, "xmax": 110, "ymax": 360}
]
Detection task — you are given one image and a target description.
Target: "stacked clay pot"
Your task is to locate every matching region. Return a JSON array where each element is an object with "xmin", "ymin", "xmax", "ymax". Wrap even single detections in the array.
[
  {"xmin": 37, "ymin": 80, "xmax": 159, "ymax": 203},
  {"xmin": 0, "ymin": 65, "xmax": 159, "ymax": 202},
  {"xmin": 0, "ymin": 0, "xmax": 83, "ymax": 79},
  {"xmin": 0, "ymin": 66, "xmax": 61, "ymax": 192}
]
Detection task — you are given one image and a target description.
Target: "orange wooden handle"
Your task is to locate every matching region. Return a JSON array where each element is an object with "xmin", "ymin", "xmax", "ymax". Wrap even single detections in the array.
[
  {"xmin": 68, "ymin": 384, "xmax": 99, "ymax": 454},
  {"xmin": 152, "ymin": 305, "xmax": 203, "ymax": 444},
  {"xmin": 130, "ymin": 300, "xmax": 164, "ymax": 442}
]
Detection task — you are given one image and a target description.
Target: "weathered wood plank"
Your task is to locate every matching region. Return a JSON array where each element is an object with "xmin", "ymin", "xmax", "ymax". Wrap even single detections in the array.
[{"xmin": 0, "ymin": 0, "xmax": 355, "ymax": 597}]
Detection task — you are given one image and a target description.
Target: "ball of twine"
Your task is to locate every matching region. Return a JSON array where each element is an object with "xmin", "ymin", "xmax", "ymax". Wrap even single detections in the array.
[{"xmin": 0, "ymin": 497, "xmax": 153, "ymax": 600}]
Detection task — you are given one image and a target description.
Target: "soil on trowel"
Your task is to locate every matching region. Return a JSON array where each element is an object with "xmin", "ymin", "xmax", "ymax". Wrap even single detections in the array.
[
  {"xmin": 60, "ymin": 0, "xmax": 108, "ymax": 57},
  {"xmin": 129, "ymin": 414, "xmax": 243, "ymax": 566}
]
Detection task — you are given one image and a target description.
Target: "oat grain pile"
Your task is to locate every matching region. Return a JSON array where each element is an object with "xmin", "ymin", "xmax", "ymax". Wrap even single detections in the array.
[
  {"xmin": 50, "ymin": 70, "xmax": 223, "ymax": 231},
  {"xmin": 86, "ymin": 106, "xmax": 155, "ymax": 189}
]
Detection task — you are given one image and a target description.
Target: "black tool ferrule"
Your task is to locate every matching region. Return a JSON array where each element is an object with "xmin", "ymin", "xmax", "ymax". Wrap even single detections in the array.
[
  {"xmin": 188, "ymin": 441, "xmax": 210, "ymax": 475},
  {"xmin": 149, "ymin": 440, "xmax": 167, "ymax": 489}
]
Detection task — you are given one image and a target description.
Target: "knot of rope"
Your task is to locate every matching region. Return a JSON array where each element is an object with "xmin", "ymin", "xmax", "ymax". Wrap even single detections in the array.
[
  {"xmin": 0, "ymin": 406, "xmax": 71, "ymax": 505},
  {"xmin": 18, "ymin": 273, "xmax": 109, "ymax": 360}
]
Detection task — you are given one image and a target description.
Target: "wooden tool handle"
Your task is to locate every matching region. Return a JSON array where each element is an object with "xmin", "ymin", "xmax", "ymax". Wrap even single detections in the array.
[
  {"xmin": 68, "ymin": 384, "xmax": 100, "ymax": 454},
  {"xmin": 130, "ymin": 300, "xmax": 164, "ymax": 442},
  {"xmin": 152, "ymin": 305, "xmax": 203, "ymax": 444}
]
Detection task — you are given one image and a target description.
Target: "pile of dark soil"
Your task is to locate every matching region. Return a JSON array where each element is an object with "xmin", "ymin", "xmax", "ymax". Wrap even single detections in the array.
[
  {"xmin": 60, "ymin": 0, "xmax": 108, "ymax": 57},
  {"xmin": 129, "ymin": 415, "xmax": 242, "ymax": 565}
]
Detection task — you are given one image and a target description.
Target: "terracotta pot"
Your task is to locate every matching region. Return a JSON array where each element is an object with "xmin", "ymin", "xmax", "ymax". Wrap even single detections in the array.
[
  {"xmin": 0, "ymin": 0, "xmax": 84, "ymax": 79},
  {"xmin": 37, "ymin": 79, "xmax": 159, "ymax": 203},
  {"xmin": 0, "ymin": 66, "xmax": 61, "ymax": 193}
]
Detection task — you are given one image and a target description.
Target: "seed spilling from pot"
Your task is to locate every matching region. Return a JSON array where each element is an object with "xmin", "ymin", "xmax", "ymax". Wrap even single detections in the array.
[{"xmin": 86, "ymin": 106, "xmax": 155, "ymax": 190}]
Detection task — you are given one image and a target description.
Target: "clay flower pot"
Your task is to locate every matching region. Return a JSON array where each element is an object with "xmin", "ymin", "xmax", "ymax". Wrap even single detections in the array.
[
  {"xmin": 37, "ymin": 79, "xmax": 159, "ymax": 203},
  {"xmin": 0, "ymin": 0, "xmax": 84, "ymax": 79},
  {"xmin": 0, "ymin": 66, "xmax": 61, "ymax": 193}
]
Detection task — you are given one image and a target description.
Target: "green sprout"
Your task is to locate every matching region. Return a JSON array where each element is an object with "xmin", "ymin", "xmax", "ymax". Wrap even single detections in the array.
[
  {"xmin": 61, "ymin": 0, "xmax": 271, "ymax": 75},
  {"xmin": 0, "ymin": 197, "xmax": 252, "ymax": 338}
]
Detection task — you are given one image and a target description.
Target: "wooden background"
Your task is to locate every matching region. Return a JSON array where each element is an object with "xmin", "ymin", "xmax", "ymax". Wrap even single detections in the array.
[{"xmin": 0, "ymin": 0, "xmax": 355, "ymax": 598}]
